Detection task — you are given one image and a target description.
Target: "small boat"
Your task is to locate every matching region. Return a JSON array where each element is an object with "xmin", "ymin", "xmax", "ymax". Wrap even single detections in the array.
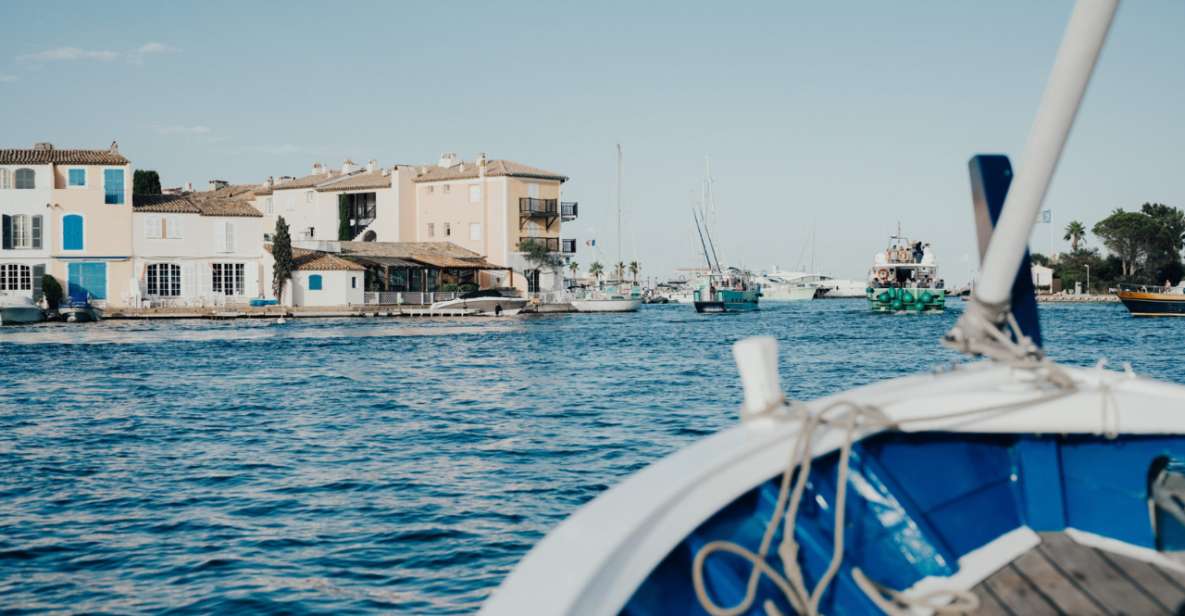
[
  {"xmin": 866, "ymin": 230, "xmax": 946, "ymax": 313},
  {"xmin": 60, "ymin": 301, "xmax": 102, "ymax": 323},
  {"xmin": 429, "ymin": 289, "xmax": 527, "ymax": 316},
  {"xmin": 693, "ymin": 270, "xmax": 760, "ymax": 313},
  {"xmin": 1116, "ymin": 283, "xmax": 1185, "ymax": 316},
  {"xmin": 819, "ymin": 277, "xmax": 870, "ymax": 298},
  {"xmin": 570, "ymin": 284, "xmax": 642, "ymax": 313},
  {"xmin": 483, "ymin": 5, "xmax": 1161, "ymax": 614},
  {"xmin": 0, "ymin": 293, "xmax": 44, "ymax": 325}
]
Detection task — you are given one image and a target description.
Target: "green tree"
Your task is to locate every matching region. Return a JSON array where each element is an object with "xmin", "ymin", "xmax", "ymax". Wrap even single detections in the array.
[
  {"xmin": 568, "ymin": 261, "xmax": 579, "ymax": 279},
  {"xmin": 1030, "ymin": 253, "xmax": 1052, "ymax": 267},
  {"xmin": 628, "ymin": 260, "xmax": 640, "ymax": 284},
  {"xmin": 272, "ymin": 217, "xmax": 294, "ymax": 301},
  {"xmin": 337, "ymin": 195, "xmax": 351, "ymax": 241},
  {"xmin": 588, "ymin": 262, "xmax": 604, "ymax": 286},
  {"xmin": 1140, "ymin": 202, "xmax": 1185, "ymax": 285},
  {"xmin": 1093, "ymin": 209, "xmax": 1155, "ymax": 279},
  {"xmin": 520, "ymin": 239, "xmax": 562, "ymax": 290},
  {"xmin": 1063, "ymin": 220, "xmax": 1087, "ymax": 252},
  {"xmin": 133, "ymin": 170, "xmax": 162, "ymax": 195},
  {"xmin": 614, "ymin": 261, "xmax": 626, "ymax": 283}
]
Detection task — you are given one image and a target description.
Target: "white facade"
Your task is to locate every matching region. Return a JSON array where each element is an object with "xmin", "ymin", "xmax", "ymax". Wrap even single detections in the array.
[
  {"xmin": 131, "ymin": 212, "xmax": 265, "ymax": 306},
  {"xmin": 0, "ymin": 163, "xmax": 53, "ymax": 300},
  {"xmin": 290, "ymin": 270, "xmax": 364, "ymax": 307}
]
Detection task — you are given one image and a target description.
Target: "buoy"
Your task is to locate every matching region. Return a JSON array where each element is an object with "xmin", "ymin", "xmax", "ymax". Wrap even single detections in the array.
[
  {"xmin": 891, "ymin": 300, "xmax": 904, "ymax": 311},
  {"xmin": 920, "ymin": 291, "xmax": 934, "ymax": 304},
  {"xmin": 902, "ymin": 291, "xmax": 915, "ymax": 304}
]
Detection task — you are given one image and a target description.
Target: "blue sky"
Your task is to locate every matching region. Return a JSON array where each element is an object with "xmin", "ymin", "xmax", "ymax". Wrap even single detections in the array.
[{"xmin": 3, "ymin": 1, "xmax": 1182, "ymax": 283}]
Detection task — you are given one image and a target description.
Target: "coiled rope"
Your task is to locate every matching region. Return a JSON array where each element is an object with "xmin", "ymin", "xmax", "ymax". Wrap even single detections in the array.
[{"xmin": 693, "ymin": 318, "xmax": 1078, "ymax": 615}]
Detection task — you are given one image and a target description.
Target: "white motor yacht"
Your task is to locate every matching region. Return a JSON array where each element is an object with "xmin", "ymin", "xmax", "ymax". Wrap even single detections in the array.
[
  {"xmin": 0, "ymin": 293, "xmax": 44, "ymax": 325},
  {"xmin": 429, "ymin": 289, "xmax": 528, "ymax": 316}
]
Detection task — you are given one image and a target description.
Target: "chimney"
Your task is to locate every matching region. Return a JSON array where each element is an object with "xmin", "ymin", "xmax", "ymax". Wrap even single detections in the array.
[
  {"xmin": 367, "ymin": 159, "xmax": 377, "ymax": 173},
  {"xmin": 341, "ymin": 159, "xmax": 357, "ymax": 174},
  {"xmin": 438, "ymin": 152, "xmax": 459, "ymax": 168},
  {"xmin": 311, "ymin": 162, "xmax": 323, "ymax": 176},
  {"xmin": 33, "ymin": 142, "xmax": 54, "ymax": 151},
  {"xmin": 477, "ymin": 152, "xmax": 488, "ymax": 167},
  {"xmin": 264, "ymin": 176, "xmax": 274, "ymax": 187},
  {"xmin": 209, "ymin": 179, "xmax": 229, "ymax": 191},
  {"xmin": 109, "ymin": 140, "xmax": 118, "ymax": 153},
  {"xmin": 279, "ymin": 175, "xmax": 295, "ymax": 183}
]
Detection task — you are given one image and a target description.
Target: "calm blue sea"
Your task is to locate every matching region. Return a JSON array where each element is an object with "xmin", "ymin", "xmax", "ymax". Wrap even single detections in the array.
[{"xmin": 0, "ymin": 300, "xmax": 1178, "ymax": 613}]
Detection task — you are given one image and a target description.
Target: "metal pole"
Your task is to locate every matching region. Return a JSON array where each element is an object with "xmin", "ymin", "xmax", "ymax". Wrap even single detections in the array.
[
  {"xmin": 974, "ymin": 0, "xmax": 1117, "ymax": 307},
  {"xmin": 1086, "ymin": 264, "xmax": 1090, "ymax": 294}
]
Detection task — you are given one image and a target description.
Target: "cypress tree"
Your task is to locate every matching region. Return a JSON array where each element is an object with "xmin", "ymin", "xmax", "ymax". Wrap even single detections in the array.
[
  {"xmin": 133, "ymin": 170, "xmax": 162, "ymax": 195},
  {"xmin": 273, "ymin": 217, "xmax": 294, "ymax": 301}
]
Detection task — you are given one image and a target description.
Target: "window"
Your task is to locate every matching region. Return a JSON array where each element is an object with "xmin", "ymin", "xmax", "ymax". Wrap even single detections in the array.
[
  {"xmin": 167, "ymin": 216, "xmax": 184, "ymax": 239},
  {"xmin": 145, "ymin": 216, "xmax": 163, "ymax": 239},
  {"xmin": 212, "ymin": 263, "xmax": 245, "ymax": 296},
  {"xmin": 62, "ymin": 214, "xmax": 83, "ymax": 250},
  {"xmin": 469, "ymin": 185, "xmax": 481, "ymax": 203},
  {"xmin": 15, "ymin": 168, "xmax": 34, "ymax": 190},
  {"xmin": 104, "ymin": 169, "xmax": 124, "ymax": 204},
  {"xmin": 68, "ymin": 169, "xmax": 86, "ymax": 187},
  {"xmin": 469, "ymin": 223, "xmax": 481, "ymax": 241},
  {"xmin": 1, "ymin": 214, "xmax": 42, "ymax": 250},
  {"xmin": 0, "ymin": 264, "xmax": 32, "ymax": 291},
  {"xmin": 351, "ymin": 276, "xmax": 357, "ymax": 289},
  {"xmin": 146, "ymin": 263, "xmax": 181, "ymax": 296},
  {"xmin": 444, "ymin": 222, "xmax": 451, "ymax": 237},
  {"xmin": 427, "ymin": 223, "xmax": 435, "ymax": 238},
  {"xmin": 426, "ymin": 185, "xmax": 434, "ymax": 194},
  {"xmin": 0, "ymin": 169, "xmax": 10, "ymax": 189},
  {"xmin": 305, "ymin": 191, "xmax": 313, "ymax": 203},
  {"xmin": 343, "ymin": 192, "xmax": 377, "ymax": 239},
  {"xmin": 265, "ymin": 197, "xmax": 273, "ymax": 214},
  {"xmin": 215, "ymin": 221, "xmax": 235, "ymax": 253},
  {"xmin": 308, "ymin": 274, "xmax": 323, "ymax": 291},
  {"xmin": 442, "ymin": 185, "xmax": 451, "ymax": 193}
]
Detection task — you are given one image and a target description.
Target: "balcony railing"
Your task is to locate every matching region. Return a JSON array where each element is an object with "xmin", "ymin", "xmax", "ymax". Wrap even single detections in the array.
[
  {"xmin": 561, "ymin": 202, "xmax": 578, "ymax": 220},
  {"xmin": 518, "ymin": 237, "xmax": 577, "ymax": 254},
  {"xmin": 519, "ymin": 198, "xmax": 558, "ymax": 216}
]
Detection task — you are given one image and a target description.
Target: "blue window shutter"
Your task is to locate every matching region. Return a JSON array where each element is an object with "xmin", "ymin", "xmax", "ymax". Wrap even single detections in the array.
[
  {"xmin": 104, "ymin": 169, "xmax": 124, "ymax": 204},
  {"xmin": 63, "ymin": 215, "xmax": 84, "ymax": 250},
  {"xmin": 309, "ymin": 274, "xmax": 323, "ymax": 291},
  {"xmin": 69, "ymin": 169, "xmax": 86, "ymax": 186}
]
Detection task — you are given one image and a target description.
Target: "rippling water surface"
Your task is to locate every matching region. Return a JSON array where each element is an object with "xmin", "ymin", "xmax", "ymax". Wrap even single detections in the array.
[{"xmin": 1, "ymin": 300, "xmax": 1180, "ymax": 613}]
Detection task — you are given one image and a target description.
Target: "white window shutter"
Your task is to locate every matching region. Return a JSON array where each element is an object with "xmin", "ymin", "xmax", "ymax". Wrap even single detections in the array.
[
  {"xmin": 198, "ymin": 262, "xmax": 211, "ymax": 299},
  {"xmin": 225, "ymin": 222, "xmax": 235, "ymax": 254},
  {"xmin": 171, "ymin": 216, "xmax": 185, "ymax": 239},
  {"xmin": 182, "ymin": 264, "xmax": 195, "ymax": 299},
  {"xmin": 213, "ymin": 222, "xmax": 225, "ymax": 253}
]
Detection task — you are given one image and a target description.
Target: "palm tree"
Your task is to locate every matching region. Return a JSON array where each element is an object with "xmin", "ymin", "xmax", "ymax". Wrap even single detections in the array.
[
  {"xmin": 568, "ymin": 261, "xmax": 579, "ymax": 280},
  {"xmin": 628, "ymin": 260, "xmax": 640, "ymax": 284},
  {"xmin": 615, "ymin": 262, "xmax": 626, "ymax": 283},
  {"xmin": 1064, "ymin": 220, "xmax": 1087, "ymax": 252},
  {"xmin": 589, "ymin": 262, "xmax": 604, "ymax": 287}
]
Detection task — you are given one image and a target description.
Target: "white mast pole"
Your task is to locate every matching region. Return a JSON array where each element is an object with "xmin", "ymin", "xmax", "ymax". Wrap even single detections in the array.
[
  {"xmin": 973, "ymin": 0, "xmax": 1117, "ymax": 306},
  {"xmin": 616, "ymin": 143, "xmax": 623, "ymax": 272}
]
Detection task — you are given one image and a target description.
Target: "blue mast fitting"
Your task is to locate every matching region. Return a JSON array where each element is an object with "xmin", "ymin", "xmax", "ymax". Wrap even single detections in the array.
[{"xmin": 968, "ymin": 155, "xmax": 1043, "ymax": 347}]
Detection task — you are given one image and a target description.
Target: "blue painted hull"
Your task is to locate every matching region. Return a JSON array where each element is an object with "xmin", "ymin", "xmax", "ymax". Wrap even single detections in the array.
[
  {"xmin": 623, "ymin": 431, "xmax": 1185, "ymax": 615},
  {"xmin": 694, "ymin": 289, "xmax": 760, "ymax": 313}
]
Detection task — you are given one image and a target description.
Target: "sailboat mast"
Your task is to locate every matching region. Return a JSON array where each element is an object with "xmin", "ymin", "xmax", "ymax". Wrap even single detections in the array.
[
  {"xmin": 692, "ymin": 209, "xmax": 714, "ymax": 273},
  {"xmin": 616, "ymin": 144, "xmax": 623, "ymax": 271}
]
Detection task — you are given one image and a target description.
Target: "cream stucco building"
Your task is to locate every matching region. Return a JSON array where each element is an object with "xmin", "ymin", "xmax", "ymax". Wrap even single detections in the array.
[{"xmin": 1, "ymin": 143, "xmax": 133, "ymax": 307}]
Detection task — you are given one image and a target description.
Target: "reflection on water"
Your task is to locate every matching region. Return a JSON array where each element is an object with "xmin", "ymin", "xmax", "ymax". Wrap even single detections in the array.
[{"xmin": 0, "ymin": 301, "xmax": 1175, "ymax": 613}]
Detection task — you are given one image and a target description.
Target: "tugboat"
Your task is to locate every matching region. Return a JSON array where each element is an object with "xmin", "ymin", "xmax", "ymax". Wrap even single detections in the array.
[
  {"xmin": 1116, "ymin": 282, "xmax": 1185, "ymax": 316},
  {"xmin": 866, "ymin": 229, "xmax": 945, "ymax": 313}
]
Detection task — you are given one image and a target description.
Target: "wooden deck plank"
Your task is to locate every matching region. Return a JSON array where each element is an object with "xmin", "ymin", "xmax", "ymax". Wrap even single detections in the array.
[
  {"xmin": 972, "ymin": 584, "xmax": 1015, "ymax": 616},
  {"xmin": 1012, "ymin": 547, "xmax": 1106, "ymax": 615},
  {"xmin": 1094, "ymin": 549, "xmax": 1185, "ymax": 613},
  {"xmin": 1038, "ymin": 533, "xmax": 1170, "ymax": 615},
  {"xmin": 981, "ymin": 563, "xmax": 1059, "ymax": 615}
]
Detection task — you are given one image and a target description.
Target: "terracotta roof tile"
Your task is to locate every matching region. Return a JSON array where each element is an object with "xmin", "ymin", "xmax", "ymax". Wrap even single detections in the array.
[
  {"xmin": 272, "ymin": 170, "xmax": 342, "ymax": 190},
  {"xmin": 0, "ymin": 146, "xmax": 129, "ymax": 165},
  {"xmin": 134, "ymin": 185, "xmax": 263, "ymax": 217},
  {"xmin": 264, "ymin": 245, "xmax": 366, "ymax": 272},
  {"xmin": 412, "ymin": 159, "xmax": 567, "ymax": 183},
  {"xmin": 314, "ymin": 170, "xmax": 391, "ymax": 192}
]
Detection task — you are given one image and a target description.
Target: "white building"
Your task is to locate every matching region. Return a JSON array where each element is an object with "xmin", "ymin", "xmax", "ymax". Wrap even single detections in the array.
[
  {"xmin": 1032, "ymin": 264, "xmax": 1055, "ymax": 293},
  {"xmin": 132, "ymin": 185, "xmax": 265, "ymax": 306},
  {"xmin": 0, "ymin": 153, "xmax": 53, "ymax": 301},
  {"xmin": 262, "ymin": 245, "xmax": 365, "ymax": 307}
]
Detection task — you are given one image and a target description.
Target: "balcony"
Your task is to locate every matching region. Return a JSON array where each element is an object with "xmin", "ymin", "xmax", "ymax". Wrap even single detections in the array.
[
  {"xmin": 561, "ymin": 202, "xmax": 578, "ymax": 221},
  {"xmin": 519, "ymin": 197, "xmax": 558, "ymax": 230},
  {"xmin": 518, "ymin": 237, "xmax": 576, "ymax": 253}
]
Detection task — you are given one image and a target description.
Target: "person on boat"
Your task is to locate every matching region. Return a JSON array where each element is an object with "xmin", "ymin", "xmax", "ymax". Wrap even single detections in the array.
[{"xmin": 913, "ymin": 242, "xmax": 924, "ymax": 263}]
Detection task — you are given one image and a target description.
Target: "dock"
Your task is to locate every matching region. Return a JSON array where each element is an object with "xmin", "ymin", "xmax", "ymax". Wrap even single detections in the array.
[{"xmin": 104, "ymin": 305, "xmax": 490, "ymax": 320}]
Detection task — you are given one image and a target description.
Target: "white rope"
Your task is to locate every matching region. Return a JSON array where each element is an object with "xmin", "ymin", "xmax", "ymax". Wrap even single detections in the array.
[{"xmin": 693, "ymin": 352, "xmax": 1078, "ymax": 615}]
